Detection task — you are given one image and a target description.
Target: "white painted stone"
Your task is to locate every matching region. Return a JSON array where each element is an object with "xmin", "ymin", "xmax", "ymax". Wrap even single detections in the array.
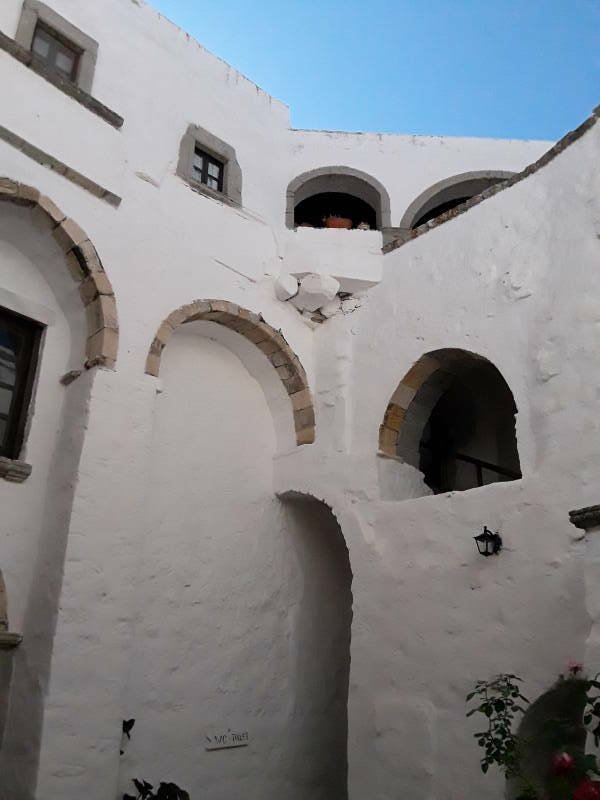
[
  {"xmin": 274, "ymin": 272, "xmax": 299, "ymax": 301},
  {"xmin": 320, "ymin": 297, "xmax": 342, "ymax": 318},
  {"xmin": 0, "ymin": 3, "xmax": 597, "ymax": 800},
  {"xmin": 292, "ymin": 273, "xmax": 340, "ymax": 312}
]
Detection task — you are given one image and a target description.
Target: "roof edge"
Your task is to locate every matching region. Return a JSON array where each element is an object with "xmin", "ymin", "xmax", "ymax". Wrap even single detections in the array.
[{"xmin": 383, "ymin": 104, "xmax": 600, "ymax": 255}]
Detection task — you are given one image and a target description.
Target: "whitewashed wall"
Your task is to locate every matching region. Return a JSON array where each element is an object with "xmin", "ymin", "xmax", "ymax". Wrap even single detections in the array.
[{"xmin": 0, "ymin": 1, "xmax": 596, "ymax": 799}]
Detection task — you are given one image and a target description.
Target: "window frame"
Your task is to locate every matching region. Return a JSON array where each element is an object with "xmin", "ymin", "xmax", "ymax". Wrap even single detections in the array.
[
  {"xmin": 15, "ymin": 0, "xmax": 98, "ymax": 93},
  {"xmin": 0, "ymin": 307, "xmax": 43, "ymax": 461},
  {"xmin": 31, "ymin": 20, "xmax": 82, "ymax": 83},
  {"xmin": 177, "ymin": 124, "xmax": 243, "ymax": 207},
  {"xmin": 192, "ymin": 146, "xmax": 225, "ymax": 193}
]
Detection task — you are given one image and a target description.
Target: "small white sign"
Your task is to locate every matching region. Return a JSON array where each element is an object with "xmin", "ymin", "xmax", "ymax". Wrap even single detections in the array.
[{"xmin": 205, "ymin": 729, "xmax": 249, "ymax": 751}]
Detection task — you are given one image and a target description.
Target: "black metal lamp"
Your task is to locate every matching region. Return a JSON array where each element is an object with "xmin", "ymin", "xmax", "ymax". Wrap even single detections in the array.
[{"xmin": 474, "ymin": 526, "xmax": 502, "ymax": 557}]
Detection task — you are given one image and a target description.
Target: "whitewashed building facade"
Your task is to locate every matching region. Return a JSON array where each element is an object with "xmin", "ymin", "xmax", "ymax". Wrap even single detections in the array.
[{"xmin": 0, "ymin": 1, "xmax": 599, "ymax": 798}]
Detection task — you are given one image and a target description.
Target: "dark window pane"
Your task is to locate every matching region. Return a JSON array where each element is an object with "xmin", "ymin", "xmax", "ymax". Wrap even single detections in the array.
[
  {"xmin": 0, "ymin": 309, "xmax": 43, "ymax": 459},
  {"xmin": 192, "ymin": 146, "xmax": 224, "ymax": 193},
  {"xmin": 32, "ymin": 23, "xmax": 80, "ymax": 82}
]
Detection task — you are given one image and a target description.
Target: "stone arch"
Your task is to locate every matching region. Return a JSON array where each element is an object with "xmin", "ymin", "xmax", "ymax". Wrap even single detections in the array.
[
  {"xmin": 379, "ymin": 348, "xmax": 521, "ymax": 491},
  {"xmin": 399, "ymin": 170, "xmax": 515, "ymax": 230},
  {"xmin": 145, "ymin": 300, "xmax": 315, "ymax": 446},
  {"xmin": 286, "ymin": 166, "xmax": 392, "ymax": 230},
  {"xmin": 0, "ymin": 177, "xmax": 118, "ymax": 368}
]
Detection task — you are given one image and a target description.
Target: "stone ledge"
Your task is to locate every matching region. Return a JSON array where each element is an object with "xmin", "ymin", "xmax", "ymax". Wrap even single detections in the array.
[
  {"xmin": 0, "ymin": 456, "xmax": 32, "ymax": 483},
  {"xmin": 0, "ymin": 30, "xmax": 123, "ymax": 129},
  {"xmin": 0, "ymin": 632, "xmax": 23, "ymax": 649},
  {"xmin": 0, "ymin": 126, "xmax": 121, "ymax": 207},
  {"xmin": 569, "ymin": 505, "xmax": 600, "ymax": 531}
]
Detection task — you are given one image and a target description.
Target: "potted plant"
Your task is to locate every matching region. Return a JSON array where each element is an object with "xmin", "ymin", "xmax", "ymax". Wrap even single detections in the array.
[{"xmin": 323, "ymin": 214, "xmax": 353, "ymax": 229}]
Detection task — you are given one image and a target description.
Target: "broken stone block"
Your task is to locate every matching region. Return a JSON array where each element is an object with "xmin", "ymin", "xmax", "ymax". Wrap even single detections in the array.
[
  {"xmin": 275, "ymin": 273, "xmax": 299, "ymax": 301},
  {"xmin": 291, "ymin": 273, "xmax": 340, "ymax": 312},
  {"xmin": 320, "ymin": 297, "xmax": 341, "ymax": 318}
]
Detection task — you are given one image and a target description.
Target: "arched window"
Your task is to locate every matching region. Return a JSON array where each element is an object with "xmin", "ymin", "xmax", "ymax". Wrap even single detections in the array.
[
  {"xmin": 379, "ymin": 349, "xmax": 521, "ymax": 494},
  {"xmin": 286, "ymin": 167, "xmax": 391, "ymax": 231},
  {"xmin": 400, "ymin": 171, "xmax": 515, "ymax": 231}
]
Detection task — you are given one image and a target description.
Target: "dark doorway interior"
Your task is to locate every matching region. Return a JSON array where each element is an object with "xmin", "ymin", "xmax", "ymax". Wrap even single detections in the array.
[
  {"xmin": 418, "ymin": 362, "xmax": 521, "ymax": 494},
  {"xmin": 412, "ymin": 196, "xmax": 472, "ymax": 228},
  {"xmin": 294, "ymin": 192, "xmax": 377, "ymax": 229}
]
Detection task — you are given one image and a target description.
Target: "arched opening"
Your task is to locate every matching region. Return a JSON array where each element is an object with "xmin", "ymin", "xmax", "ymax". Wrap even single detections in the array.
[
  {"xmin": 279, "ymin": 494, "xmax": 352, "ymax": 799},
  {"xmin": 123, "ymin": 327, "xmax": 351, "ymax": 799},
  {"xmin": 509, "ymin": 679, "xmax": 587, "ymax": 800},
  {"xmin": 400, "ymin": 171, "xmax": 515, "ymax": 230},
  {"xmin": 379, "ymin": 349, "xmax": 521, "ymax": 494},
  {"xmin": 286, "ymin": 167, "xmax": 391, "ymax": 231}
]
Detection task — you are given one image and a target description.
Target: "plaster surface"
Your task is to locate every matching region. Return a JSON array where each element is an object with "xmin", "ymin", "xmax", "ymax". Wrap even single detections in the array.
[{"xmin": 0, "ymin": 2, "xmax": 597, "ymax": 799}]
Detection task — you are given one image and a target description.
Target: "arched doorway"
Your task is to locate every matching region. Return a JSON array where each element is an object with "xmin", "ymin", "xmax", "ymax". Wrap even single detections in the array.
[{"xmin": 379, "ymin": 349, "xmax": 521, "ymax": 494}]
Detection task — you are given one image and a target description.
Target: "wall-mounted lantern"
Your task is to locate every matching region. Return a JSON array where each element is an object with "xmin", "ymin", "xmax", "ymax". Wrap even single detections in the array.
[{"xmin": 474, "ymin": 526, "xmax": 503, "ymax": 557}]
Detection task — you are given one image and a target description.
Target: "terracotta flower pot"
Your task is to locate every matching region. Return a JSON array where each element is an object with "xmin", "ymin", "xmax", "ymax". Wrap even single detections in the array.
[{"xmin": 324, "ymin": 216, "xmax": 352, "ymax": 229}]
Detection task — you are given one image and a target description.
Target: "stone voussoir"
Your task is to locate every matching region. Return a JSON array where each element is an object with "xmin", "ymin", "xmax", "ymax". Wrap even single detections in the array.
[
  {"xmin": 86, "ymin": 327, "xmax": 118, "ymax": 365},
  {"xmin": 290, "ymin": 388, "xmax": 312, "ymax": 411},
  {"xmin": 53, "ymin": 217, "xmax": 89, "ymax": 253}
]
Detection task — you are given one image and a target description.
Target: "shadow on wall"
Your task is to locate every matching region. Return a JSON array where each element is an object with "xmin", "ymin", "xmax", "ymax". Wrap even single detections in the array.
[
  {"xmin": 0, "ymin": 199, "xmax": 99, "ymax": 798},
  {"xmin": 279, "ymin": 493, "xmax": 353, "ymax": 800},
  {"xmin": 508, "ymin": 679, "xmax": 587, "ymax": 800}
]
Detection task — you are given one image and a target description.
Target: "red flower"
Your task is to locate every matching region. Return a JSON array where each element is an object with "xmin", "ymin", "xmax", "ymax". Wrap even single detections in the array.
[
  {"xmin": 574, "ymin": 779, "xmax": 600, "ymax": 800},
  {"xmin": 551, "ymin": 751, "xmax": 575, "ymax": 774}
]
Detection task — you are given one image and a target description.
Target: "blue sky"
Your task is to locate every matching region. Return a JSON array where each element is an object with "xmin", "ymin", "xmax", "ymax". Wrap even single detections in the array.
[{"xmin": 151, "ymin": 0, "xmax": 599, "ymax": 141}]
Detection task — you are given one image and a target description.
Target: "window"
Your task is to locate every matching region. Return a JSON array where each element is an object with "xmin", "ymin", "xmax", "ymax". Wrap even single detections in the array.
[
  {"xmin": 31, "ymin": 22, "xmax": 80, "ymax": 82},
  {"xmin": 0, "ymin": 308, "xmax": 43, "ymax": 460},
  {"xmin": 177, "ymin": 125, "xmax": 243, "ymax": 207},
  {"xmin": 15, "ymin": 1, "xmax": 99, "ymax": 93},
  {"xmin": 192, "ymin": 146, "xmax": 224, "ymax": 193}
]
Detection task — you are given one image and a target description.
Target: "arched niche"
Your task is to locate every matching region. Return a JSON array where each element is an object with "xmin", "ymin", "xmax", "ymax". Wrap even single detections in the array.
[
  {"xmin": 286, "ymin": 166, "xmax": 392, "ymax": 230},
  {"xmin": 399, "ymin": 170, "xmax": 515, "ymax": 230},
  {"xmin": 379, "ymin": 348, "xmax": 521, "ymax": 494},
  {"xmin": 145, "ymin": 300, "xmax": 315, "ymax": 449}
]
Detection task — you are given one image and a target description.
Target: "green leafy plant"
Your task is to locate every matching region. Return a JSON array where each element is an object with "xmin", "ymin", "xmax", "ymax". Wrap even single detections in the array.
[
  {"xmin": 123, "ymin": 778, "xmax": 190, "ymax": 800},
  {"xmin": 120, "ymin": 722, "xmax": 190, "ymax": 800},
  {"xmin": 466, "ymin": 673, "xmax": 530, "ymax": 778},
  {"xmin": 467, "ymin": 663, "xmax": 600, "ymax": 800},
  {"xmin": 583, "ymin": 673, "xmax": 600, "ymax": 747}
]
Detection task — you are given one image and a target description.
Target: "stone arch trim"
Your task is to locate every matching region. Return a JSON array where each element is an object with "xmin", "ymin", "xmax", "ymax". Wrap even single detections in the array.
[
  {"xmin": 285, "ymin": 165, "xmax": 392, "ymax": 230},
  {"xmin": 145, "ymin": 300, "xmax": 315, "ymax": 446},
  {"xmin": 0, "ymin": 177, "xmax": 118, "ymax": 368},
  {"xmin": 398, "ymin": 170, "xmax": 515, "ymax": 231},
  {"xmin": 378, "ymin": 348, "xmax": 517, "ymax": 464}
]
